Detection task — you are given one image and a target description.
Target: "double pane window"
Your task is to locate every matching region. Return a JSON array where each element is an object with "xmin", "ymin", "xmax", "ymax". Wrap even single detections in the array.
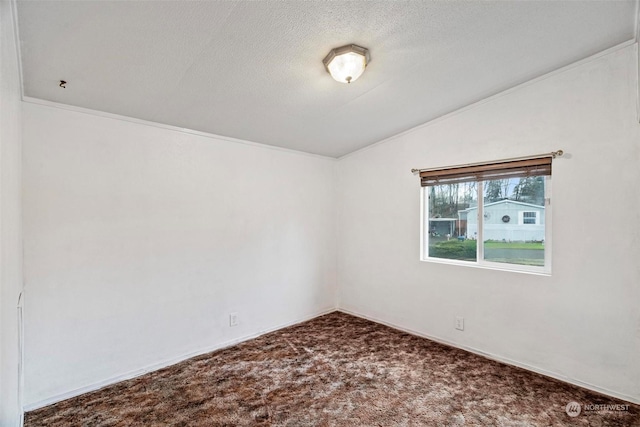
[{"xmin": 420, "ymin": 157, "xmax": 552, "ymax": 274}]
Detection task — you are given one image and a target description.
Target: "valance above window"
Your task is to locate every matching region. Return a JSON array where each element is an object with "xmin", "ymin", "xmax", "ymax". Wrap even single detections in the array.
[{"xmin": 414, "ymin": 151, "xmax": 562, "ymax": 187}]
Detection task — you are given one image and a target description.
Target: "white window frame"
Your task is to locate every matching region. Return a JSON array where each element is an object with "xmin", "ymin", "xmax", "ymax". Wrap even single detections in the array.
[{"xmin": 420, "ymin": 177, "xmax": 552, "ymax": 275}]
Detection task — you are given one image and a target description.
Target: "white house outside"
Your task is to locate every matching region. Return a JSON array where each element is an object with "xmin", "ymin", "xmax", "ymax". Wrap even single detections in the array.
[{"xmin": 461, "ymin": 200, "xmax": 545, "ymax": 242}]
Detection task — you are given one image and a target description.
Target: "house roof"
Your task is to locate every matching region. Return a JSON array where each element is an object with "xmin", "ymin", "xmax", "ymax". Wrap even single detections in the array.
[{"xmin": 461, "ymin": 200, "xmax": 545, "ymax": 212}]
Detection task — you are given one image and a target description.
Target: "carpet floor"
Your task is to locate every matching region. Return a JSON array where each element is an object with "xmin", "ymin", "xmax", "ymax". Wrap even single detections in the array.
[{"xmin": 25, "ymin": 312, "xmax": 640, "ymax": 426}]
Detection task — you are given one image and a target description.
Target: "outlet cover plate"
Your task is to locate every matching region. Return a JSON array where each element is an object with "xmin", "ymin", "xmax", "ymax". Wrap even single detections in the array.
[{"xmin": 229, "ymin": 313, "xmax": 239, "ymax": 327}]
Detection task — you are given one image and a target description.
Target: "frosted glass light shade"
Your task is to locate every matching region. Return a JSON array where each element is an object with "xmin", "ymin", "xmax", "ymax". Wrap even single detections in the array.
[{"xmin": 323, "ymin": 44, "xmax": 370, "ymax": 84}]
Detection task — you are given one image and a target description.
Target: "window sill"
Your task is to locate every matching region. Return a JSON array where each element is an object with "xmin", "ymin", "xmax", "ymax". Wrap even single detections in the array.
[{"xmin": 420, "ymin": 257, "xmax": 551, "ymax": 276}]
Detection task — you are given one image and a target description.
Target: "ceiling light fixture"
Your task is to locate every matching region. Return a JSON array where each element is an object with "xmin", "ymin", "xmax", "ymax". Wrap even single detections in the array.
[{"xmin": 322, "ymin": 44, "xmax": 370, "ymax": 84}]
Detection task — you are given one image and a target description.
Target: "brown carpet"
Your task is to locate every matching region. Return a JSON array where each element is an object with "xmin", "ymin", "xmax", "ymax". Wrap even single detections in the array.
[{"xmin": 25, "ymin": 312, "xmax": 640, "ymax": 426}]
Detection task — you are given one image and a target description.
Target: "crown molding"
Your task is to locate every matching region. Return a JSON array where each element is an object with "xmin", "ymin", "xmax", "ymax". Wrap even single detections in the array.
[{"xmin": 22, "ymin": 97, "xmax": 337, "ymax": 161}]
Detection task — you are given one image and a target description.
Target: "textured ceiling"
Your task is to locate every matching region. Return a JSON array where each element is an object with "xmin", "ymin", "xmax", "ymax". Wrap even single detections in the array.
[{"xmin": 17, "ymin": 1, "xmax": 637, "ymax": 157}]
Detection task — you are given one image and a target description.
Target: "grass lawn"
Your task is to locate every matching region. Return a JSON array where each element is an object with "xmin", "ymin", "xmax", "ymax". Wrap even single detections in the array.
[
  {"xmin": 429, "ymin": 240, "xmax": 544, "ymax": 263},
  {"xmin": 484, "ymin": 241, "xmax": 544, "ymax": 250}
]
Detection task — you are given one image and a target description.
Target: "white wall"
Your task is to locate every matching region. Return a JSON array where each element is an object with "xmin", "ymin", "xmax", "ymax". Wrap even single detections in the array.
[
  {"xmin": 18, "ymin": 34, "xmax": 640, "ymax": 413},
  {"xmin": 337, "ymin": 44, "xmax": 640, "ymax": 403},
  {"xmin": 1, "ymin": 0, "xmax": 24, "ymax": 425},
  {"xmin": 22, "ymin": 103, "xmax": 337, "ymax": 407}
]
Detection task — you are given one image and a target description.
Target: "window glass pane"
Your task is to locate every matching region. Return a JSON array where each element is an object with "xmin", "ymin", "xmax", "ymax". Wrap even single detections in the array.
[
  {"xmin": 482, "ymin": 177, "xmax": 546, "ymax": 266},
  {"xmin": 522, "ymin": 212, "xmax": 537, "ymax": 224},
  {"xmin": 427, "ymin": 182, "xmax": 477, "ymax": 261}
]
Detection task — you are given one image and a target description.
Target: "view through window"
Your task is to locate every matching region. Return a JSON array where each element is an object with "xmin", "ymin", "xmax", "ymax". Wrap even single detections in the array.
[{"xmin": 424, "ymin": 174, "xmax": 549, "ymax": 272}]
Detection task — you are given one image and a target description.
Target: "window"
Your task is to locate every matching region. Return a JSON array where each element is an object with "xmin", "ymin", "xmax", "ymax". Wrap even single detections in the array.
[
  {"xmin": 522, "ymin": 211, "xmax": 537, "ymax": 225},
  {"xmin": 418, "ymin": 156, "xmax": 554, "ymax": 274}
]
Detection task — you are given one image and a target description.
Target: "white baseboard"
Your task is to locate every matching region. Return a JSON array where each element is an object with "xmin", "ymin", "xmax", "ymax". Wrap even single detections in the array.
[
  {"xmin": 338, "ymin": 307, "xmax": 640, "ymax": 405},
  {"xmin": 23, "ymin": 307, "xmax": 337, "ymax": 412},
  {"xmin": 25, "ymin": 306, "xmax": 639, "ymax": 413}
]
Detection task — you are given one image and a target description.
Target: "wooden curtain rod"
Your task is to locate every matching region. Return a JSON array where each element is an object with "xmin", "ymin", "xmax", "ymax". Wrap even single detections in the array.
[{"xmin": 410, "ymin": 150, "xmax": 564, "ymax": 174}]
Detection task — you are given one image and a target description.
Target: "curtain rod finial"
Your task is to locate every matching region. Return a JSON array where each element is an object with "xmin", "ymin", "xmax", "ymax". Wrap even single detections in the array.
[
  {"xmin": 411, "ymin": 168, "xmax": 420, "ymax": 174},
  {"xmin": 552, "ymin": 150, "xmax": 564, "ymax": 158}
]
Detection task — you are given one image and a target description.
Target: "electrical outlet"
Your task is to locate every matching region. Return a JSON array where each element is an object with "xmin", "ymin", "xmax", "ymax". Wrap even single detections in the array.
[
  {"xmin": 455, "ymin": 316, "xmax": 464, "ymax": 331},
  {"xmin": 229, "ymin": 313, "xmax": 239, "ymax": 327}
]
